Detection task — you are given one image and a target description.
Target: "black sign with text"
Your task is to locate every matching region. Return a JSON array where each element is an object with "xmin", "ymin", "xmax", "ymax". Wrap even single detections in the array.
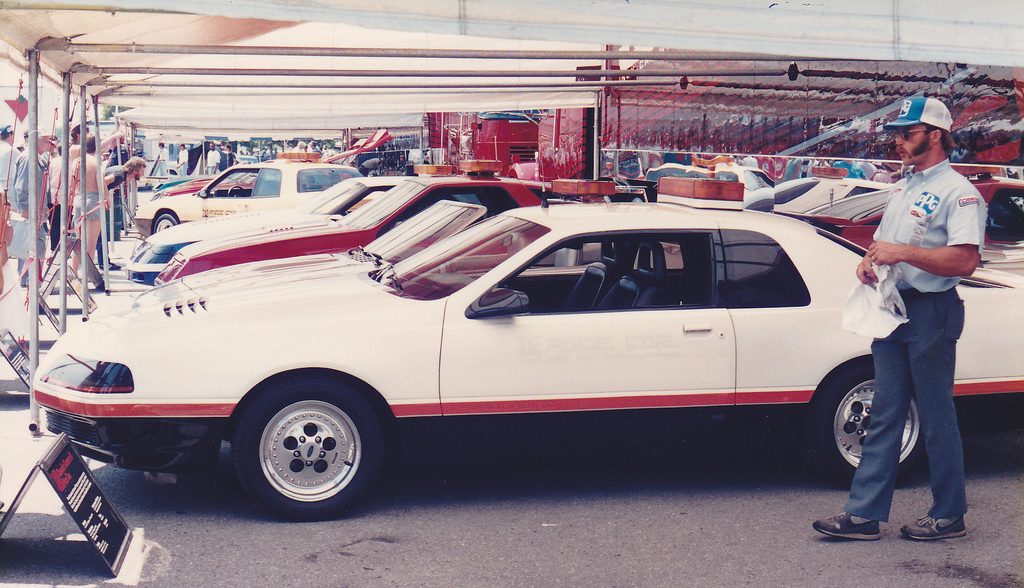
[{"xmin": 38, "ymin": 434, "xmax": 133, "ymax": 576}]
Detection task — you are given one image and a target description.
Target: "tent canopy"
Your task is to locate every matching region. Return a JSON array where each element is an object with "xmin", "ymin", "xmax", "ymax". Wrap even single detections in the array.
[{"xmin": 1, "ymin": 1, "xmax": 1022, "ymax": 135}]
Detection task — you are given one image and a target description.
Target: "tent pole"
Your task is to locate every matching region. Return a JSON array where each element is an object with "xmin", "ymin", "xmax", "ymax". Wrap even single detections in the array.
[
  {"xmin": 79, "ymin": 86, "xmax": 90, "ymax": 321},
  {"xmin": 59, "ymin": 72, "xmax": 71, "ymax": 334},
  {"xmin": 27, "ymin": 48, "xmax": 42, "ymax": 436},
  {"xmin": 73, "ymin": 65, "xmax": 783, "ymax": 78},
  {"xmin": 42, "ymin": 41, "xmax": 838, "ymax": 63}
]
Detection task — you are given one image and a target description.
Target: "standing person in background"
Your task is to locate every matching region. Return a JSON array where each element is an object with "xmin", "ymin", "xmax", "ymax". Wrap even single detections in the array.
[
  {"xmin": 222, "ymin": 144, "xmax": 237, "ymax": 169},
  {"xmin": 152, "ymin": 142, "xmax": 168, "ymax": 176},
  {"xmin": 69, "ymin": 135, "xmax": 109, "ymax": 280},
  {"xmin": 206, "ymin": 142, "xmax": 221, "ymax": 175},
  {"xmin": 176, "ymin": 143, "xmax": 189, "ymax": 175},
  {"xmin": 11, "ymin": 134, "xmax": 56, "ymax": 285},
  {"xmin": 813, "ymin": 97, "xmax": 986, "ymax": 542},
  {"xmin": 0, "ymin": 125, "xmax": 16, "ymax": 198}
]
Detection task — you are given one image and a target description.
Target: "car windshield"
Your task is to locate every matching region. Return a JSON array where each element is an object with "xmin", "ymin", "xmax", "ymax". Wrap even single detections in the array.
[
  {"xmin": 364, "ymin": 201, "xmax": 487, "ymax": 263},
  {"xmin": 806, "ymin": 187, "xmax": 896, "ymax": 221},
  {"xmin": 388, "ymin": 215, "xmax": 550, "ymax": 300},
  {"xmin": 339, "ymin": 181, "xmax": 424, "ymax": 229}
]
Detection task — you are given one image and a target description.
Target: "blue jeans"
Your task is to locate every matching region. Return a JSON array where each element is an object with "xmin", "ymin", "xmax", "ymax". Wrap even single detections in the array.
[{"xmin": 845, "ymin": 288, "xmax": 967, "ymax": 522}]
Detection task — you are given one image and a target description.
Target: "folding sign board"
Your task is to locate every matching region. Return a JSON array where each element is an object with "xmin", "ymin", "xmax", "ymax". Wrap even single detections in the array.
[{"xmin": 0, "ymin": 434, "xmax": 133, "ymax": 576}]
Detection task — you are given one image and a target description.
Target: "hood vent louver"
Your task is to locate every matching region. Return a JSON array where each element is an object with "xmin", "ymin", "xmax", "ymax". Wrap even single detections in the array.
[{"xmin": 163, "ymin": 296, "xmax": 209, "ymax": 318}]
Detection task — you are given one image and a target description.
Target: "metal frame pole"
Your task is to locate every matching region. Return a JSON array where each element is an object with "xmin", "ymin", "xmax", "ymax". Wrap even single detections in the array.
[
  {"xmin": 59, "ymin": 72, "xmax": 71, "ymax": 334},
  {"xmin": 27, "ymin": 49, "xmax": 41, "ymax": 435},
  {"xmin": 79, "ymin": 86, "xmax": 90, "ymax": 320},
  {"xmin": 92, "ymin": 97, "xmax": 110, "ymax": 294}
]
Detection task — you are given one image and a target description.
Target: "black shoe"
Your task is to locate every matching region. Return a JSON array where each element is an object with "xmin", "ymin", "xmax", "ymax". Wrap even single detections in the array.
[
  {"xmin": 107, "ymin": 263, "xmax": 122, "ymax": 271},
  {"xmin": 813, "ymin": 512, "xmax": 880, "ymax": 541},
  {"xmin": 900, "ymin": 516, "xmax": 966, "ymax": 541}
]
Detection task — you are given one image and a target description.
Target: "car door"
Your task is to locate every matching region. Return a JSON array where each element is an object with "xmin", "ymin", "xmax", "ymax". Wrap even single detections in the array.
[
  {"xmin": 201, "ymin": 168, "xmax": 261, "ymax": 218},
  {"xmin": 716, "ymin": 229, "xmax": 821, "ymax": 405},
  {"xmin": 438, "ymin": 230, "xmax": 736, "ymax": 415}
]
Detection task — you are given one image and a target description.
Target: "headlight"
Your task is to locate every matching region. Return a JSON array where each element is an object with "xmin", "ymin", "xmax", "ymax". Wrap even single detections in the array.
[
  {"xmin": 42, "ymin": 355, "xmax": 134, "ymax": 393},
  {"xmin": 131, "ymin": 239, "xmax": 153, "ymax": 259},
  {"xmin": 133, "ymin": 242, "xmax": 193, "ymax": 265}
]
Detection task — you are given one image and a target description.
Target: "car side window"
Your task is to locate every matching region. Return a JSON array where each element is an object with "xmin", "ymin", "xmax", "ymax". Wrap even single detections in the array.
[
  {"xmin": 208, "ymin": 170, "xmax": 259, "ymax": 198},
  {"xmin": 296, "ymin": 168, "xmax": 353, "ymax": 193},
  {"xmin": 716, "ymin": 230, "xmax": 811, "ymax": 308},
  {"xmin": 501, "ymin": 232, "xmax": 715, "ymax": 314},
  {"xmin": 444, "ymin": 187, "xmax": 520, "ymax": 217},
  {"xmin": 985, "ymin": 188, "xmax": 1024, "ymax": 242},
  {"xmin": 252, "ymin": 168, "xmax": 283, "ymax": 198}
]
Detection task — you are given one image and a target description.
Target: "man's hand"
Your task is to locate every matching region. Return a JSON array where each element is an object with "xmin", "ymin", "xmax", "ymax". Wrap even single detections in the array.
[
  {"xmin": 866, "ymin": 241, "xmax": 908, "ymax": 266},
  {"xmin": 856, "ymin": 255, "xmax": 878, "ymax": 285}
]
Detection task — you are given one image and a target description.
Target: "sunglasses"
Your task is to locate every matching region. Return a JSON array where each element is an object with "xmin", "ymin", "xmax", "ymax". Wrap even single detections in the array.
[{"xmin": 891, "ymin": 127, "xmax": 933, "ymax": 140}]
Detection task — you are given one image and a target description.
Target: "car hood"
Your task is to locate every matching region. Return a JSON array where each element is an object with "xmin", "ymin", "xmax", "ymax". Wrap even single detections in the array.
[
  {"xmin": 146, "ymin": 210, "xmax": 329, "ymax": 246},
  {"xmin": 175, "ymin": 216, "xmax": 360, "ymax": 257},
  {"xmin": 130, "ymin": 253, "xmax": 380, "ymax": 318}
]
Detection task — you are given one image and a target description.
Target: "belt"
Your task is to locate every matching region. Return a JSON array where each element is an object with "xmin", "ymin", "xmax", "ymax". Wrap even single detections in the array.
[{"xmin": 898, "ymin": 287, "xmax": 949, "ymax": 301}]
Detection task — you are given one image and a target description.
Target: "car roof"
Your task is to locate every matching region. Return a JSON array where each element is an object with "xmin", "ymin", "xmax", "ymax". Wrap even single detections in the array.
[
  {"xmin": 242, "ymin": 160, "xmax": 359, "ymax": 172},
  {"xmin": 410, "ymin": 174, "xmax": 543, "ymax": 188},
  {"xmin": 503, "ymin": 202, "xmax": 818, "ymax": 237}
]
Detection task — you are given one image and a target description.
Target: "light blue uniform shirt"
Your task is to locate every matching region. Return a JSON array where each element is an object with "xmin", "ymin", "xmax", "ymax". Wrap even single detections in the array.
[{"xmin": 873, "ymin": 160, "xmax": 986, "ymax": 292}]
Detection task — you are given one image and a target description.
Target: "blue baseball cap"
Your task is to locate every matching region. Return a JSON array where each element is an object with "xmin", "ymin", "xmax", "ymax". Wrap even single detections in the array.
[
  {"xmin": 883, "ymin": 97, "xmax": 952, "ymax": 132},
  {"xmin": 0, "ymin": 124, "xmax": 12, "ymax": 139}
]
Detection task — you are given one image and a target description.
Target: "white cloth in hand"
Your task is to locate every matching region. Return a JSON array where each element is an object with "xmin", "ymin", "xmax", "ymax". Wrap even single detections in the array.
[{"xmin": 841, "ymin": 263, "xmax": 908, "ymax": 339}]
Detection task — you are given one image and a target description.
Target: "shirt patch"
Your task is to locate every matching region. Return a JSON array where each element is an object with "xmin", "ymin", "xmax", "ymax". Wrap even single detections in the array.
[
  {"xmin": 958, "ymin": 195, "xmax": 980, "ymax": 207},
  {"xmin": 912, "ymin": 192, "xmax": 941, "ymax": 215}
]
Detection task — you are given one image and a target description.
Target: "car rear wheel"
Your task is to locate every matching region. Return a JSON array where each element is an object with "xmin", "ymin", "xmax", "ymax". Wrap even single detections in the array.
[
  {"xmin": 232, "ymin": 375, "xmax": 384, "ymax": 520},
  {"xmin": 806, "ymin": 365, "xmax": 922, "ymax": 485},
  {"xmin": 153, "ymin": 212, "xmax": 179, "ymax": 233}
]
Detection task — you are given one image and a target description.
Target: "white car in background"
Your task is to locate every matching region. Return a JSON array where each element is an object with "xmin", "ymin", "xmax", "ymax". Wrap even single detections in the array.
[
  {"xmin": 133, "ymin": 159, "xmax": 361, "ymax": 238},
  {"xmin": 773, "ymin": 175, "xmax": 889, "ymax": 214},
  {"xmin": 646, "ymin": 162, "xmax": 775, "ymax": 210},
  {"xmin": 127, "ymin": 176, "xmax": 404, "ymax": 284}
]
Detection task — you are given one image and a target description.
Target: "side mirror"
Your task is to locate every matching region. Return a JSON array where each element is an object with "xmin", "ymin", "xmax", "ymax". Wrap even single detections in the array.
[
  {"xmin": 465, "ymin": 287, "xmax": 530, "ymax": 319},
  {"xmin": 197, "ymin": 188, "xmax": 208, "ymax": 198}
]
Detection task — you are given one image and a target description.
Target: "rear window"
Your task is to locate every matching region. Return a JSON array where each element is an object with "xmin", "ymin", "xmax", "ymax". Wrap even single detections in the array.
[
  {"xmin": 774, "ymin": 179, "xmax": 819, "ymax": 205},
  {"xmin": 296, "ymin": 168, "xmax": 360, "ymax": 193},
  {"xmin": 717, "ymin": 230, "xmax": 811, "ymax": 308}
]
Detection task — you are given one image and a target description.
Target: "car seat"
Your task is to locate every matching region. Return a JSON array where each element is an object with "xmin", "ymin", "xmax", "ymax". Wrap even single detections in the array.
[{"xmin": 595, "ymin": 242, "xmax": 667, "ymax": 310}]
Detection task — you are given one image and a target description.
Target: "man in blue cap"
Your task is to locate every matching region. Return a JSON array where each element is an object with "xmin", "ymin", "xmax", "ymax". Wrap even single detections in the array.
[{"xmin": 813, "ymin": 96, "xmax": 986, "ymax": 541}]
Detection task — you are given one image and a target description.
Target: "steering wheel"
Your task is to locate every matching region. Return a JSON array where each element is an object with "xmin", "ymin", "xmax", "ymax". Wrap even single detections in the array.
[{"xmin": 227, "ymin": 186, "xmax": 245, "ymax": 198}]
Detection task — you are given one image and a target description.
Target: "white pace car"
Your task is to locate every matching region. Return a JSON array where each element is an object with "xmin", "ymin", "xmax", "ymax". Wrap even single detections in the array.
[{"xmin": 35, "ymin": 198, "xmax": 1024, "ymax": 520}]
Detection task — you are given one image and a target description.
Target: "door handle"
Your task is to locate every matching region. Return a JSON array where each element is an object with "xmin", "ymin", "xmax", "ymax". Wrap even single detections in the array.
[{"xmin": 683, "ymin": 323, "xmax": 713, "ymax": 333}]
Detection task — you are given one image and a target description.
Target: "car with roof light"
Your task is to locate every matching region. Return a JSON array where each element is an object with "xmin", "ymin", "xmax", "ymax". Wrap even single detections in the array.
[
  {"xmin": 127, "ymin": 176, "xmax": 404, "ymax": 285},
  {"xmin": 35, "ymin": 176, "xmax": 1024, "ymax": 520},
  {"xmin": 773, "ymin": 167, "xmax": 889, "ymax": 214},
  {"xmin": 154, "ymin": 161, "xmax": 545, "ymax": 283},
  {"xmin": 133, "ymin": 156, "xmax": 362, "ymax": 238},
  {"xmin": 780, "ymin": 167, "xmax": 1024, "ymax": 274},
  {"xmin": 645, "ymin": 156, "xmax": 775, "ymax": 211}
]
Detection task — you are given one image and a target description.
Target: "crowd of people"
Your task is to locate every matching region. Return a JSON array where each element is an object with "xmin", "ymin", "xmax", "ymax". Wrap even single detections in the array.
[{"xmin": 0, "ymin": 121, "xmax": 145, "ymax": 342}]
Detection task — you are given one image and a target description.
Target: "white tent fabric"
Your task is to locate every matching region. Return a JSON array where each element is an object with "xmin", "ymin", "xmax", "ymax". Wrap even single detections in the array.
[
  {"xmin": 5, "ymin": 0, "xmax": 1024, "ymax": 67},
  {"xmin": 2, "ymin": 1, "xmax": 1022, "ymax": 136}
]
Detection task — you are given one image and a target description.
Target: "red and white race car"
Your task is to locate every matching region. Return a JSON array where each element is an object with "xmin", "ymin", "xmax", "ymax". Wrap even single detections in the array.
[{"xmin": 155, "ymin": 162, "xmax": 545, "ymax": 283}]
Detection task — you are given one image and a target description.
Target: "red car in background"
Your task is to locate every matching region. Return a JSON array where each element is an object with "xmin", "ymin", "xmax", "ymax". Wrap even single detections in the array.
[
  {"xmin": 156, "ymin": 162, "xmax": 545, "ymax": 283},
  {"xmin": 779, "ymin": 168, "xmax": 1024, "ymax": 273}
]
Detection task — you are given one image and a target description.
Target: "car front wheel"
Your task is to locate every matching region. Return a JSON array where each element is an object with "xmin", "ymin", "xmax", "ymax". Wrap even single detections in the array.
[
  {"xmin": 806, "ymin": 365, "xmax": 922, "ymax": 485},
  {"xmin": 232, "ymin": 375, "xmax": 384, "ymax": 520},
  {"xmin": 153, "ymin": 212, "xmax": 179, "ymax": 233}
]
